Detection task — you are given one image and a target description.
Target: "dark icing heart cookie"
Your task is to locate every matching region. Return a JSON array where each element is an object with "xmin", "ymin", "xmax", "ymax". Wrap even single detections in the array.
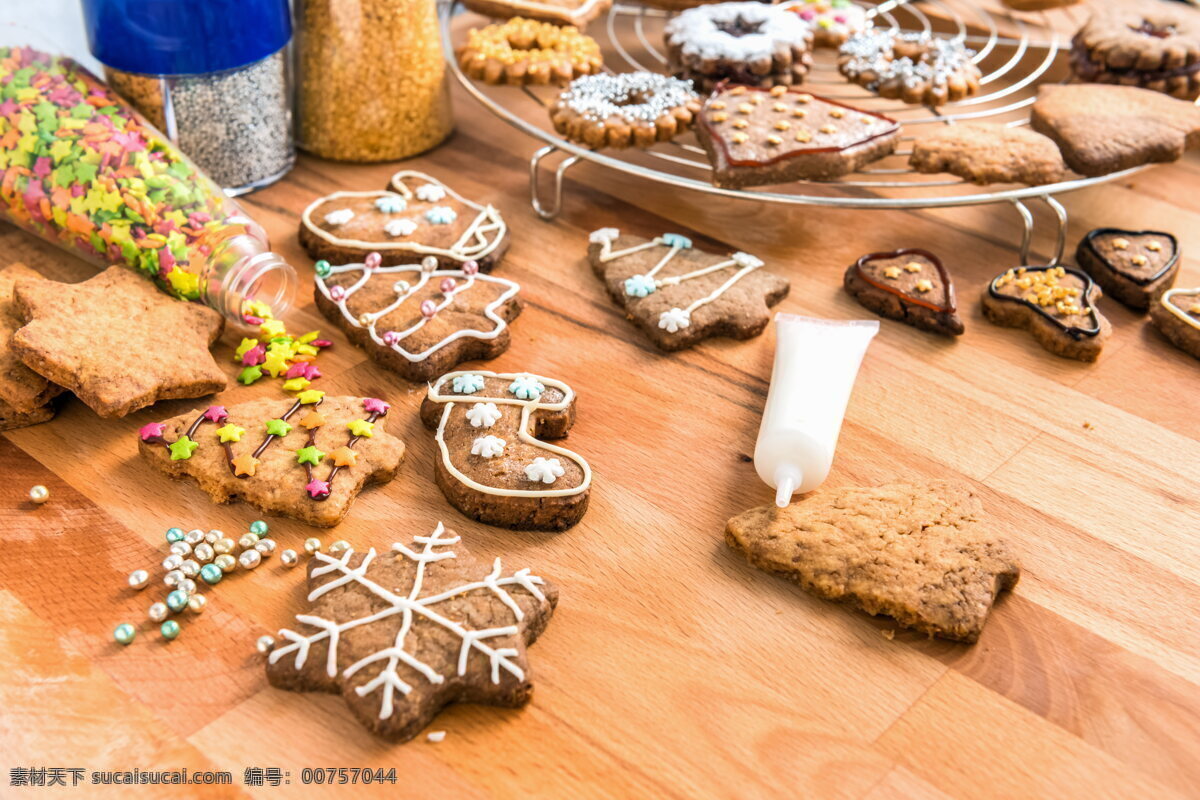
[
  {"xmin": 1075, "ymin": 227, "xmax": 1180, "ymax": 311},
  {"xmin": 843, "ymin": 248, "xmax": 963, "ymax": 336},
  {"xmin": 982, "ymin": 265, "xmax": 1112, "ymax": 362}
]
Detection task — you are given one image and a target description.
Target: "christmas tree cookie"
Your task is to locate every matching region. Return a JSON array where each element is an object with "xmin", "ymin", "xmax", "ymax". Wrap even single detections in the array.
[
  {"xmin": 264, "ymin": 523, "xmax": 557, "ymax": 740},
  {"xmin": 139, "ymin": 394, "xmax": 404, "ymax": 527}
]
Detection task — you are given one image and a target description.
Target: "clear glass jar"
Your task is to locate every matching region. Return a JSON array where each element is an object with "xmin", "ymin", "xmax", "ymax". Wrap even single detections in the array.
[{"xmin": 294, "ymin": 0, "xmax": 454, "ymax": 161}]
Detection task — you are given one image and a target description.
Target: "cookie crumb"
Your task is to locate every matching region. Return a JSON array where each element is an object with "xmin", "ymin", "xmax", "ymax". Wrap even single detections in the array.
[
  {"xmin": 1082, "ymin": 421, "xmax": 1095, "ymax": 430},
  {"xmin": 882, "ymin": 629, "xmax": 895, "ymax": 641},
  {"xmin": 427, "ymin": 731, "xmax": 447, "ymax": 743}
]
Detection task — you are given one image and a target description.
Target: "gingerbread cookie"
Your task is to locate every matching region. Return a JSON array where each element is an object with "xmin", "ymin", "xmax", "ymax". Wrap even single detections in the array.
[
  {"xmin": 694, "ymin": 84, "xmax": 900, "ymax": 187},
  {"xmin": 839, "ymin": 30, "xmax": 981, "ymax": 105},
  {"xmin": 664, "ymin": 3, "xmax": 814, "ymax": 91},
  {"xmin": 462, "ymin": 0, "xmax": 611, "ymax": 27},
  {"xmin": 315, "ymin": 255, "xmax": 521, "ymax": 383},
  {"xmin": 139, "ymin": 394, "xmax": 404, "ymax": 528},
  {"xmin": 725, "ymin": 481, "xmax": 1021, "ymax": 643},
  {"xmin": 1150, "ymin": 287, "xmax": 1200, "ymax": 360},
  {"xmin": 844, "ymin": 249, "xmax": 964, "ymax": 336},
  {"xmin": 10, "ymin": 266, "xmax": 225, "ymax": 418},
  {"xmin": 783, "ymin": 0, "xmax": 868, "ymax": 49},
  {"xmin": 458, "ymin": 18, "xmax": 602, "ymax": 86},
  {"xmin": 550, "ymin": 72, "xmax": 701, "ymax": 149},
  {"xmin": 266, "ymin": 523, "xmax": 557, "ymax": 740},
  {"xmin": 587, "ymin": 228, "xmax": 789, "ymax": 350},
  {"xmin": 300, "ymin": 171, "xmax": 509, "ymax": 271},
  {"xmin": 1070, "ymin": 0, "xmax": 1200, "ymax": 101},
  {"xmin": 982, "ymin": 266, "xmax": 1112, "ymax": 361},
  {"xmin": 0, "ymin": 396, "xmax": 56, "ymax": 433},
  {"xmin": 0, "ymin": 263, "xmax": 61, "ymax": 415},
  {"xmin": 1030, "ymin": 84, "xmax": 1200, "ymax": 176},
  {"xmin": 1075, "ymin": 228, "xmax": 1179, "ymax": 311},
  {"xmin": 420, "ymin": 371, "xmax": 591, "ymax": 531},
  {"xmin": 908, "ymin": 123, "xmax": 1069, "ymax": 186}
]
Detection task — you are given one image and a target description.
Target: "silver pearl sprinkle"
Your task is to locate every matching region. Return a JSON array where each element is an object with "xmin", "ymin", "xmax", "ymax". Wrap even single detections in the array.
[
  {"xmin": 180, "ymin": 559, "xmax": 201, "ymax": 578},
  {"xmin": 213, "ymin": 537, "xmax": 236, "ymax": 555},
  {"xmin": 303, "ymin": 537, "xmax": 322, "ymax": 555},
  {"xmin": 164, "ymin": 569, "xmax": 185, "ymax": 587},
  {"xmin": 215, "ymin": 554, "xmax": 237, "ymax": 572},
  {"xmin": 421, "ymin": 256, "xmax": 439, "ymax": 272},
  {"xmin": 204, "ymin": 529, "xmax": 221, "ymax": 544},
  {"xmin": 162, "ymin": 554, "xmax": 184, "ymax": 571},
  {"xmin": 176, "ymin": 578, "xmax": 197, "ymax": 595},
  {"xmin": 255, "ymin": 538, "xmax": 277, "ymax": 557},
  {"xmin": 148, "ymin": 602, "xmax": 169, "ymax": 622},
  {"xmin": 237, "ymin": 533, "xmax": 259, "ymax": 551},
  {"xmin": 28, "ymin": 484, "xmax": 50, "ymax": 504},
  {"xmin": 128, "ymin": 569, "xmax": 149, "ymax": 590},
  {"xmin": 329, "ymin": 540, "xmax": 351, "ymax": 555},
  {"xmin": 184, "ymin": 528, "xmax": 205, "ymax": 545},
  {"xmin": 187, "ymin": 594, "xmax": 207, "ymax": 614},
  {"xmin": 193, "ymin": 543, "xmax": 215, "ymax": 563},
  {"xmin": 238, "ymin": 549, "xmax": 262, "ymax": 570},
  {"xmin": 255, "ymin": 635, "xmax": 275, "ymax": 654},
  {"xmin": 169, "ymin": 541, "xmax": 192, "ymax": 557},
  {"xmin": 280, "ymin": 549, "xmax": 299, "ymax": 567}
]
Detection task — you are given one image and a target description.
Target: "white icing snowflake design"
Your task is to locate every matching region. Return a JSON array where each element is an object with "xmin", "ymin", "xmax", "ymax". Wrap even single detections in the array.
[
  {"xmin": 465, "ymin": 402, "xmax": 503, "ymax": 428},
  {"xmin": 658, "ymin": 307, "xmax": 692, "ymax": 333},
  {"xmin": 426, "ymin": 207, "xmax": 457, "ymax": 225},
  {"xmin": 509, "ymin": 376, "xmax": 545, "ymax": 400},
  {"xmin": 524, "ymin": 457, "xmax": 565, "ymax": 484},
  {"xmin": 471, "ymin": 435, "xmax": 506, "ymax": 458},
  {"xmin": 324, "ymin": 208, "xmax": 355, "ymax": 226},
  {"xmin": 269, "ymin": 524, "xmax": 547, "ymax": 721},
  {"xmin": 453, "ymin": 373, "xmax": 486, "ymax": 394},
  {"xmin": 624, "ymin": 274, "xmax": 656, "ymax": 297},
  {"xmin": 416, "ymin": 184, "xmax": 448, "ymax": 203},
  {"xmin": 385, "ymin": 219, "xmax": 418, "ymax": 238},
  {"xmin": 589, "ymin": 227, "xmax": 620, "ymax": 245},
  {"xmin": 375, "ymin": 195, "xmax": 407, "ymax": 214}
]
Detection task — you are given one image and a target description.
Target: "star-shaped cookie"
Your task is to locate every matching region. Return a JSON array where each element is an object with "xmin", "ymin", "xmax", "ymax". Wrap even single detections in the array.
[
  {"xmin": 138, "ymin": 394, "xmax": 405, "ymax": 527},
  {"xmin": 0, "ymin": 263, "xmax": 62, "ymax": 417},
  {"xmin": 265, "ymin": 523, "xmax": 557, "ymax": 740},
  {"xmin": 10, "ymin": 266, "xmax": 226, "ymax": 418},
  {"xmin": 587, "ymin": 228, "xmax": 790, "ymax": 351}
]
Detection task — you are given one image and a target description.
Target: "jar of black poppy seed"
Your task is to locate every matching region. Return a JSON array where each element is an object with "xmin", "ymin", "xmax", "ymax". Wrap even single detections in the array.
[{"xmin": 80, "ymin": 0, "xmax": 295, "ymax": 196}]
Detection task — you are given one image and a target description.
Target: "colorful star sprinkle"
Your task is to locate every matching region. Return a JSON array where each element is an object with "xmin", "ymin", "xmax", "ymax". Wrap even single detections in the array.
[
  {"xmin": 296, "ymin": 446, "xmax": 325, "ymax": 466},
  {"xmin": 230, "ymin": 316, "xmax": 331, "ymax": 396},
  {"xmin": 139, "ymin": 422, "xmax": 166, "ymax": 442},
  {"xmin": 299, "ymin": 411, "xmax": 326, "ymax": 429},
  {"xmin": 347, "ymin": 419, "xmax": 375, "ymax": 438},
  {"xmin": 216, "ymin": 424, "xmax": 245, "ymax": 443},
  {"xmin": 239, "ymin": 366, "xmax": 264, "ymax": 385},
  {"xmin": 202, "ymin": 406, "xmax": 228, "ymax": 423},
  {"xmin": 362, "ymin": 398, "xmax": 390, "ymax": 416},
  {"xmin": 281, "ymin": 377, "xmax": 310, "ymax": 393},
  {"xmin": 297, "ymin": 390, "xmax": 326, "ymax": 405},
  {"xmin": 265, "ymin": 419, "xmax": 292, "ymax": 437},
  {"xmin": 168, "ymin": 436, "xmax": 199, "ymax": 461},
  {"xmin": 232, "ymin": 453, "xmax": 260, "ymax": 477},
  {"xmin": 306, "ymin": 478, "xmax": 331, "ymax": 499},
  {"xmin": 330, "ymin": 447, "xmax": 357, "ymax": 467}
]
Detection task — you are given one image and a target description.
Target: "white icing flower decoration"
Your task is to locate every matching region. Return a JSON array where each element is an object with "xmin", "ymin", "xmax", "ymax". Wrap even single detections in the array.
[
  {"xmin": 658, "ymin": 307, "xmax": 691, "ymax": 333},
  {"xmin": 731, "ymin": 252, "xmax": 764, "ymax": 269},
  {"xmin": 425, "ymin": 206, "xmax": 457, "ymax": 225},
  {"xmin": 324, "ymin": 208, "xmax": 355, "ymax": 226},
  {"xmin": 416, "ymin": 183, "xmax": 447, "ymax": 202},
  {"xmin": 524, "ymin": 457, "xmax": 564, "ymax": 484},
  {"xmin": 452, "ymin": 373, "xmax": 486, "ymax": 394},
  {"xmin": 470, "ymin": 435, "xmax": 506, "ymax": 458},
  {"xmin": 624, "ymin": 274, "xmax": 656, "ymax": 298},
  {"xmin": 508, "ymin": 375, "xmax": 545, "ymax": 400},
  {"xmin": 589, "ymin": 227, "xmax": 620, "ymax": 245},
  {"xmin": 465, "ymin": 401, "xmax": 502, "ymax": 428},
  {"xmin": 385, "ymin": 219, "xmax": 418, "ymax": 237},
  {"xmin": 374, "ymin": 195, "xmax": 407, "ymax": 214}
]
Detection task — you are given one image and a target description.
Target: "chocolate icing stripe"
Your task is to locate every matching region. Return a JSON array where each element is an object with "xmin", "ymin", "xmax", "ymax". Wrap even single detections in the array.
[
  {"xmin": 1081, "ymin": 228, "xmax": 1179, "ymax": 287},
  {"xmin": 988, "ymin": 266, "xmax": 1102, "ymax": 340},
  {"xmin": 852, "ymin": 248, "xmax": 956, "ymax": 314}
]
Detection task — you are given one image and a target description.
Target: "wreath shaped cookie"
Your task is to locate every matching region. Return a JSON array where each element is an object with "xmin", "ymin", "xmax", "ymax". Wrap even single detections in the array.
[
  {"xmin": 783, "ymin": 0, "xmax": 868, "ymax": 49},
  {"xmin": 839, "ymin": 30, "xmax": 981, "ymax": 105},
  {"xmin": 550, "ymin": 71, "xmax": 702, "ymax": 148},
  {"xmin": 1069, "ymin": 0, "xmax": 1200, "ymax": 101},
  {"xmin": 458, "ymin": 17, "xmax": 603, "ymax": 86},
  {"xmin": 664, "ymin": 2, "xmax": 814, "ymax": 90}
]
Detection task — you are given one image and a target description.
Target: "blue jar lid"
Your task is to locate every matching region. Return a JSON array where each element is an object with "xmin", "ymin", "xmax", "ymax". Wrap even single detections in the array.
[{"xmin": 81, "ymin": 0, "xmax": 291, "ymax": 76}]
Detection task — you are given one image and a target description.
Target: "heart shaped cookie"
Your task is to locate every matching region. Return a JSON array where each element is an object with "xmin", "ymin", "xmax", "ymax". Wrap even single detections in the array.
[
  {"xmin": 1150, "ymin": 287, "xmax": 1200, "ymax": 361},
  {"xmin": 843, "ymin": 248, "xmax": 963, "ymax": 336},
  {"xmin": 1075, "ymin": 227, "xmax": 1180, "ymax": 311},
  {"xmin": 300, "ymin": 171, "xmax": 509, "ymax": 270},
  {"xmin": 982, "ymin": 265, "xmax": 1111, "ymax": 361}
]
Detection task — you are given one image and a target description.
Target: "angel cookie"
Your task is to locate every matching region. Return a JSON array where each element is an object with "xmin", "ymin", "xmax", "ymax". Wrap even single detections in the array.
[
  {"xmin": 315, "ymin": 254, "xmax": 521, "ymax": 383},
  {"xmin": 587, "ymin": 228, "xmax": 790, "ymax": 351},
  {"xmin": 420, "ymin": 371, "xmax": 591, "ymax": 531},
  {"xmin": 139, "ymin": 394, "xmax": 404, "ymax": 527},
  {"xmin": 300, "ymin": 171, "xmax": 509, "ymax": 270}
]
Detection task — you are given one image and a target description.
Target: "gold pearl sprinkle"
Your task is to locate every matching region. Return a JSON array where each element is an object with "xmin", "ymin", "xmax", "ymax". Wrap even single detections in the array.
[
  {"xmin": 1113, "ymin": 237, "xmax": 1130, "ymax": 250},
  {"xmin": 792, "ymin": 108, "xmax": 807, "ymax": 118},
  {"xmin": 770, "ymin": 85, "xmax": 787, "ymax": 96},
  {"xmin": 731, "ymin": 131, "xmax": 749, "ymax": 144},
  {"xmin": 1131, "ymin": 255, "xmax": 1148, "ymax": 266},
  {"xmin": 1147, "ymin": 241, "xmax": 1163, "ymax": 252},
  {"xmin": 796, "ymin": 93, "xmax": 812, "ymax": 103},
  {"xmin": 711, "ymin": 111, "xmax": 729, "ymax": 122},
  {"xmin": 904, "ymin": 261, "xmax": 923, "ymax": 273},
  {"xmin": 795, "ymin": 130, "xmax": 812, "ymax": 143},
  {"xmin": 729, "ymin": 86, "xmax": 747, "ymax": 95},
  {"xmin": 774, "ymin": 120, "xmax": 790, "ymax": 131},
  {"xmin": 830, "ymin": 108, "xmax": 845, "ymax": 118},
  {"xmin": 737, "ymin": 103, "xmax": 754, "ymax": 114},
  {"xmin": 772, "ymin": 102, "xmax": 788, "ymax": 112},
  {"xmin": 750, "ymin": 95, "xmax": 763, "ymax": 105},
  {"xmin": 819, "ymin": 124, "xmax": 837, "ymax": 134},
  {"xmin": 860, "ymin": 116, "xmax": 873, "ymax": 124},
  {"xmin": 733, "ymin": 119, "xmax": 748, "ymax": 129},
  {"xmin": 766, "ymin": 134, "xmax": 783, "ymax": 145},
  {"xmin": 710, "ymin": 101, "xmax": 727, "ymax": 110},
  {"xmin": 883, "ymin": 266, "xmax": 902, "ymax": 279},
  {"xmin": 915, "ymin": 279, "xmax": 933, "ymax": 293}
]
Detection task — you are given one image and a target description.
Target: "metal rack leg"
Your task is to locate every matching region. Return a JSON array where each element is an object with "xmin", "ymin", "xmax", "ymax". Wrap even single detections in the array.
[
  {"xmin": 1040, "ymin": 195, "xmax": 1068, "ymax": 267},
  {"xmin": 529, "ymin": 145, "xmax": 581, "ymax": 221},
  {"xmin": 1010, "ymin": 199, "xmax": 1034, "ymax": 265},
  {"xmin": 1010, "ymin": 196, "xmax": 1069, "ymax": 266}
]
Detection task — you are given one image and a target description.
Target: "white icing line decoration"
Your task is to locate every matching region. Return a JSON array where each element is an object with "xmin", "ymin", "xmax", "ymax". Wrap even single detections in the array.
[
  {"xmin": 592, "ymin": 228, "xmax": 766, "ymax": 335},
  {"xmin": 300, "ymin": 170, "xmax": 506, "ymax": 262},
  {"xmin": 1161, "ymin": 287, "xmax": 1200, "ymax": 330},
  {"xmin": 315, "ymin": 260, "xmax": 520, "ymax": 364},
  {"xmin": 269, "ymin": 523, "xmax": 547, "ymax": 721},
  {"xmin": 428, "ymin": 371, "xmax": 592, "ymax": 499}
]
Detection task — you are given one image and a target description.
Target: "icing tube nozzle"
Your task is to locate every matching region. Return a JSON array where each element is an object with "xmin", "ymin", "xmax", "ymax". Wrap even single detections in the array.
[{"xmin": 774, "ymin": 465, "xmax": 802, "ymax": 508}]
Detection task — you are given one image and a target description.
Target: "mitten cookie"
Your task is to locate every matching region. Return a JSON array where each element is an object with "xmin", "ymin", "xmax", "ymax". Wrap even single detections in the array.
[
  {"xmin": 265, "ymin": 523, "xmax": 557, "ymax": 740},
  {"xmin": 587, "ymin": 227, "xmax": 789, "ymax": 351},
  {"xmin": 11, "ymin": 266, "xmax": 226, "ymax": 418},
  {"xmin": 982, "ymin": 265, "xmax": 1112, "ymax": 361},
  {"xmin": 315, "ymin": 255, "xmax": 522, "ymax": 383},
  {"xmin": 0, "ymin": 263, "xmax": 61, "ymax": 415},
  {"xmin": 725, "ymin": 481, "xmax": 1021, "ymax": 643},
  {"xmin": 1150, "ymin": 287, "xmax": 1200, "ymax": 360},
  {"xmin": 139, "ymin": 394, "xmax": 404, "ymax": 527},
  {"xmin": 420, "ymin": 371, "xmax": 592, "ymax": 531},
  {"xmin": 300, "ymin": 171, "xmax": 509, "ymax": 270},
  {"xmin": 844, "ymin": 249, "xmax": 964, "ymax": 336},
  {"xmin": 1075, "ymin": 228, "xmax": 1180, "ymax": 311}
]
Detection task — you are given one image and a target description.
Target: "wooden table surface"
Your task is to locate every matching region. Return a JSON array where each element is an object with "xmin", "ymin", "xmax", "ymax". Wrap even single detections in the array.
[{"xmin": 3, "ymin": 6, "xmax": 1200, "ymax": 798}]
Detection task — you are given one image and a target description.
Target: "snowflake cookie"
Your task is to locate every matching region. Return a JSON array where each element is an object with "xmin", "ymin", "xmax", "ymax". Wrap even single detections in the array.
[
  {"xmin": 421, "ymin": 370, "xmax": 592, "ymax": 531},
  {"xmin": 587, "ymin": 229, "xmax": 790, "ymax": 351},
  {"xmin": 264, "ymin": 522, "xmax": 558, "ymax": 740}
]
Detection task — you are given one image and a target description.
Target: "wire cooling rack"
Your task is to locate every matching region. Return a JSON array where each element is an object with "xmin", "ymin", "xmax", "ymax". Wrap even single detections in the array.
[{"xmin": 440, "ymin": 0, "xmax": 1142, "ymax": 264}]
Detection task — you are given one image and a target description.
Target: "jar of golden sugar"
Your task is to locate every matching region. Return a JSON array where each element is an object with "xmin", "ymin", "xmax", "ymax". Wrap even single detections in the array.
[{"xmin": 294, "ymin": 0, "xmax": 454, "ymax": 161}]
